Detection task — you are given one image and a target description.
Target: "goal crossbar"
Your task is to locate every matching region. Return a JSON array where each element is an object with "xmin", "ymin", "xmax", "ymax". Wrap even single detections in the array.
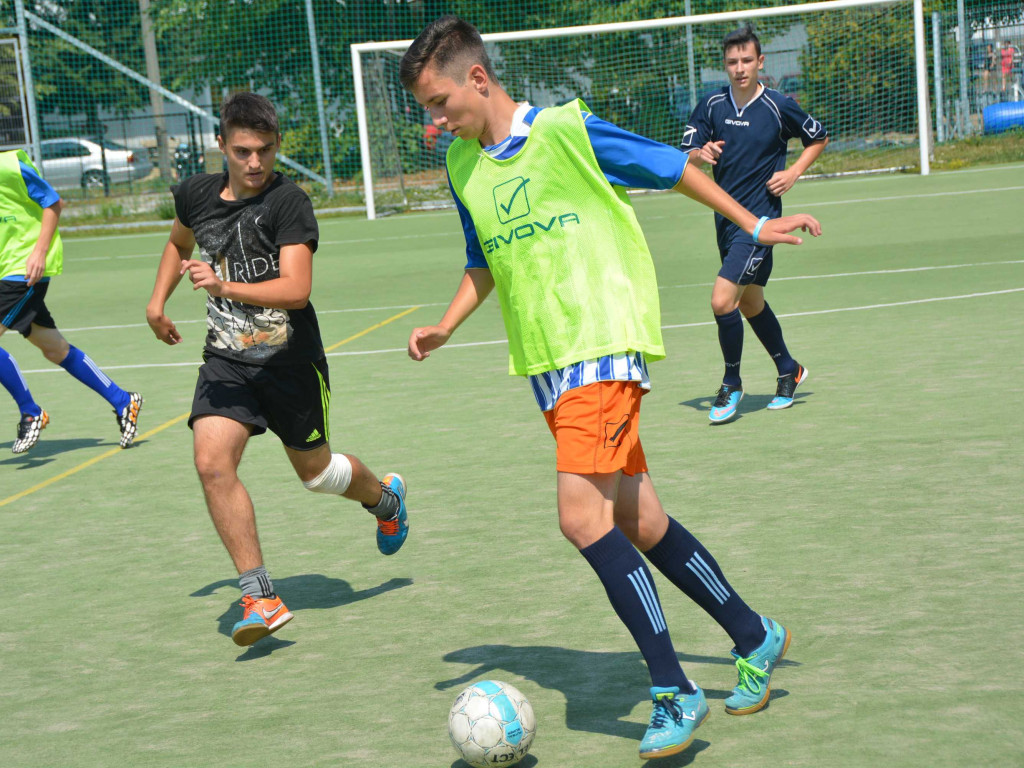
[{"xmin": 352, "ymin": 0, "xmax": 929, "ymax": 219}]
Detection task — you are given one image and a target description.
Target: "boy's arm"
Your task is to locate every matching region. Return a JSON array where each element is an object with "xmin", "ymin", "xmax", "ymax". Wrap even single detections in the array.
[
  {"xmin": 146, "ymin": 218, "xmax": 196, "ymax": 345},
  {"xmin": 766, "ymin": 138, "xmax": 828, "ymax": 197},
  {"xmin": 24, "ymin": 200, "xmax": 62, "ymax": 287},
  {"xmin": 673, "ymin": 162, "xmax": 821, "ymax": 245},
  {"xmin": 408, "ymin": 268, "xmax": 495, "ymax": 361},
  {"xmin": 181, "ymin": 241, "xmax": 314, "ymax": 310}
]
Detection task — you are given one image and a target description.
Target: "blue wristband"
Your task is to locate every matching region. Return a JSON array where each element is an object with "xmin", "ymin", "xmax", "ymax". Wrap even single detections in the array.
[{"xmin": 752, "ymin": 216, "xmax": 770, "ymax": 244}]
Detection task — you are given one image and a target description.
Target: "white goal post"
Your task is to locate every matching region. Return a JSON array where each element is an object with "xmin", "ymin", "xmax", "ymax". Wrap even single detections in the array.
[{"xmin": 352, "ymin": 0, "xmax": 930, "ymax": 220}]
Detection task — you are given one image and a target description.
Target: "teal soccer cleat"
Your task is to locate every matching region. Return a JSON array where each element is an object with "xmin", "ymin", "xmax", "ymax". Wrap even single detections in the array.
[
  {"xmin": 639, "ymin": 685, "xmax": 710, "ymax": 760},
  {"xmin": 767, "ymin": 364, "xmax": 808, "ymax": 410},
  {"xmin": 709, "ymin": 384, "xmax": 743, "ymax": 424},
  {"xmin": 376, "ymin": 473, "xmax": 409, "ymax": 555},
  {"xmin": 725, "ymin": 616, "xmax": 792, "ymax": 715}
]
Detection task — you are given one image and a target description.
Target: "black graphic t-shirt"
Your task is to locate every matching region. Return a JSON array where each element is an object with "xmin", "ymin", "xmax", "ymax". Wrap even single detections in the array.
[{"xmin": 174, "ymin": 172, "xmax": 323, "ymax": 366}]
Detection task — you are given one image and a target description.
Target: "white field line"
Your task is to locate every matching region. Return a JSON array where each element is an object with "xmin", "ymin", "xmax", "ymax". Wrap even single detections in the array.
[
  {"xmin": 21, "ymin": 286, "xmax": 1023, "ymax": 375},
  {"xmin": 57, "ymin": 258, "xmax": 1024, "ymax": 334}
]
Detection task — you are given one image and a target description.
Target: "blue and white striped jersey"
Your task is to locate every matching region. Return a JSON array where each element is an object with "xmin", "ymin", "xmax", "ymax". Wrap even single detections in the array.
[{"xmin": 448, "ymin": 103, "xmax": 679, "ymax": 411}]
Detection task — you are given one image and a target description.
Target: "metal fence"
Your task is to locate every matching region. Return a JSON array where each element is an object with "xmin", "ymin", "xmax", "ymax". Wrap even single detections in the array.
[{"xmin": 0, "ymin": 0, "xmax": 1020, "ymax": 216}]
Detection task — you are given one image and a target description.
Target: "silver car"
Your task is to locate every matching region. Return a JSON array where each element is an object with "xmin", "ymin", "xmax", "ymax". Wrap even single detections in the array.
[{"xmin": 39, "ymin": 137, "xmax": 154, "ymax": 190}]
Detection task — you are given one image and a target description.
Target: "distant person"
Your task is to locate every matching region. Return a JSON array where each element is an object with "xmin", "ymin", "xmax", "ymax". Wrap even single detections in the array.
[
  {"xmin": 680, "ymin": 26, "xmax": 829, "ymax": 424},
  {"xmin": 0, "ymin": 149, "xmax": 142, "ymax": 454},
  {"xmin": 1001, "ymin": 40, "xmax": 1014, "ymax": 93},
  {"xmin": 145, "ymin": 93, "xmax": 409, "ymax": 647},
  {"xmin": 984, "ymin": 43, "xmax": 996, "ymax": 92}
]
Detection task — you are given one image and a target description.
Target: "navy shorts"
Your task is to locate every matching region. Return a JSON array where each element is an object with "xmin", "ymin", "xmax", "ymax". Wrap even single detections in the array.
[
  {"xmin": 189, "ymin": 352, "xmax": 331, "ymax": 451},
  {"xmin": 0, "ymin": 280, "xmax": 57, "ymax": 336},
  {"xmin": 718, "ymin": 242, "xmax": 774, "ymax": 287}
]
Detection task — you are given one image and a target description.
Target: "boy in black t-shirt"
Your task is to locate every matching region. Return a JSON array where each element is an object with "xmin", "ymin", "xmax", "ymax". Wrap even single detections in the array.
[{"xmin": 146, "ymin": 93, "xmax": 409, "ymax": 647}]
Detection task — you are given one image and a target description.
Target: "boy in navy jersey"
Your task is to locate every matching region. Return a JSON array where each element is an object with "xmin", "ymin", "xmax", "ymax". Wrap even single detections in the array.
[{"xmin": 681, "ymin": 26, "xmax": 828, "ymax": 424}]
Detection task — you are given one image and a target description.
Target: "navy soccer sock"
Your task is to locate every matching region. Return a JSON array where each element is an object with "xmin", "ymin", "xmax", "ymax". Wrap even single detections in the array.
[
  {"xmin": 59, "ymin": 345, "xmax": 130, "ymax": 411},
  {"xmin": 0, "ymin": 347, "xmax": 41, "ymax": 416},
  {"xmin": 746, "ymin": 302, "xmax": 797, "ymax": 376},
  {"xmin": 580, "ymin": 527, "xmax": 691, "ymax": 691},
  {"xmin": 643, "ymin": 517, "xmax": 765, "ymax": 657},
  {"xmin": 715, "ymin": 309, "xmax": 744, "ymax": 387}
]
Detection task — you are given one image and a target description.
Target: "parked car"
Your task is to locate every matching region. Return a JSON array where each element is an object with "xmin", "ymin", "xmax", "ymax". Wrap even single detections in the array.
[
  {"xmin": 776, "ymin": 73, "xmax": 804, "ymax": 102},
  {"xmin": 39, "ymin": 137, "xmax": 153, "ymax": 190}
]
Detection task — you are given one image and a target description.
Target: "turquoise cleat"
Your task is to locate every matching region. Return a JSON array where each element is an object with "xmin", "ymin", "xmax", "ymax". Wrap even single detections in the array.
[
  {"xmin": 375, "ymin": 473, "xmax": 409, "ymax": 555},
  {"xmin": 709, "ymin": 384, "xmax": 743, "ymax": 424},
  {"xmin": 767, "ymin": 364, "xmax": 808, "ymax": 410},
  {"xmin": 639, "ymin": 684, "xmax": 710, "ymax": 760},
  {"xmin": 725, "ymin": 616, "xmax": 792, "ymax": 715}
]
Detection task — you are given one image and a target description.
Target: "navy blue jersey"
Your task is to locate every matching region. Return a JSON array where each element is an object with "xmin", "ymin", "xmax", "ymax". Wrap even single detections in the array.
[{"xmin": 680, "ymin": 86, "xmax": 826, "ymax": 250}]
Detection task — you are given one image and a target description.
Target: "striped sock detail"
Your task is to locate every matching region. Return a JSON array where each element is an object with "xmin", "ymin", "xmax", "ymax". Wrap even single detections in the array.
[
  {"xmin": 686, "ymin": 553, "xmax": 731, "ymax": 605},
  {"xmin": 627, "ymin": 567, "xmax": 667, "ymax": 634},
  {"xmin": 83, "ymin": 353, "xmax": 113, "ymax": 388}
]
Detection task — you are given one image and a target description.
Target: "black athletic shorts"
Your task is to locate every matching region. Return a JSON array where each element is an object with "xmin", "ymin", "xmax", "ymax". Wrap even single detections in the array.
[
  {"xmin": 718, "ymin": 242, "xmax": 774, "ymax": 287},
  {"xmin": 0, "ymin": 280, "xmax": 57, "ymax": 336},
  {"xmin": 189, "ymin": 352, "xmax": 331, "ymax": 451}
]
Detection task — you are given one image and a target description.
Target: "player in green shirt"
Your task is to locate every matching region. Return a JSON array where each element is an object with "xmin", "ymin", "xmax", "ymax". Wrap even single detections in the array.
[{"xmin": 400, "ymin": 16, "xmax": 820, "ymax": 759}]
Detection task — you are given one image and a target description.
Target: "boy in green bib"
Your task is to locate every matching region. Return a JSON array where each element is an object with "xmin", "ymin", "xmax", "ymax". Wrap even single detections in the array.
[
  {"xmin": 0, "ymin": 150, "xmax": 142, "ymax": 454},
  {"xmin": 401, "ymin": 16, "xmax": 820, "ymax": 759}
]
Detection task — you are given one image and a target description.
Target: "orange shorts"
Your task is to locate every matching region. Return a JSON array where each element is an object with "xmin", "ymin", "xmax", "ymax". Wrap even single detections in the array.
[{"xmin": 543, "ymin": 380, "xmax": 648, "ymax": 475}]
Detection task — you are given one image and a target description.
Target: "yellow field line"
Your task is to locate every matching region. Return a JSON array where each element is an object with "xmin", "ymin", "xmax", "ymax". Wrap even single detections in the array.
[
  {"xmin": 323, "ymin": 306, "xmax": 420, "ymax": 352},
  {"xmin": 0, "ymin": 307, "xmax": 421, "ymax": 508},
  {"xmin": 0, "ymin": 411, "xmax": 191, "ymax": 508}
]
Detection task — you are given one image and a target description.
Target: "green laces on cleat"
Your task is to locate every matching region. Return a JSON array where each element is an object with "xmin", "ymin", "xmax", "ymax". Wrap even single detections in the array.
[{"xmin": 724, "ymin": 616, "xmax": 791, "ymax": 715}]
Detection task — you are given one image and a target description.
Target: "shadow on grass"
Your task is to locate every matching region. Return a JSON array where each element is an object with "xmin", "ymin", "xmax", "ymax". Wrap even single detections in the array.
[
  {"xmin": 191, "ymin": 574, "xmax": 413, "ymax": 654},
  {"xmin": 451, "ymin": 755, "xmax": 539, "ymax": 768},
  {"xmin": 678, "ymin": 390, "xmax": 813, "ymax": 421},
  {"xmin": 0, "ymin": 436, "xmax": 107, "ymax": 467},
  {"xmin": 438, "ymin": 645, "xmax": 797, "ymax": 743}
]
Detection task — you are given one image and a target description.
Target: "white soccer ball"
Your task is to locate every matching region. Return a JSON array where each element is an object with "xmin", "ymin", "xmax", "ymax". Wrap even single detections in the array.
[{"xmin": 448, "ymin": 680, "xmax": 536, "ymax": 767}]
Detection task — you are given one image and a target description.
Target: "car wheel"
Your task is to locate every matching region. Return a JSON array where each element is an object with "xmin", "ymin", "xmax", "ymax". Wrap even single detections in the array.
[{"xmin": 81, "ymin": 170, "xmax": 107, "ymax": 189}]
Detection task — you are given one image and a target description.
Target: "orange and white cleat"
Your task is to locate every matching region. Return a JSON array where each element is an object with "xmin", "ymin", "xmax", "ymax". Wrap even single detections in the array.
[{"xmin": 231, "ymin": 594, "xmax": 293, "ymax": 646}]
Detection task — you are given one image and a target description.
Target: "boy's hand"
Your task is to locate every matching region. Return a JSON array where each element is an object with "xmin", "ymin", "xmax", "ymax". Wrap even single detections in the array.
[
  {"xmin": 696, "ymin": 140, "xmax": 725, "ymax": 166},
  {"xmin": 408, "ymin": 325, "xmax": 452, "ymax": 361},
  {"xmin": 181, "ymin": 259, "xmax": 226, "ymax": 297},
  {"xmin": 24, "ymin": 251, "xmax": 45, "ymax": 286},
  {"xmin": 756, "ymin": 214, "xmax": 822, "ymax": 246},
  {"xmin": 146, "ymin": 309, "xmax": 182, "ymax": 345},
  {"xmin": 766, "ymin": 168, "xmax": 800, "ymax": 197}
]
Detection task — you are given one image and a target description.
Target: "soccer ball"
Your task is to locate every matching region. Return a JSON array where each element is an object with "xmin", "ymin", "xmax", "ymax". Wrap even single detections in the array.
[{"xmin": 448, "ymin": 680, "xmax": 536, "ymax": 767}]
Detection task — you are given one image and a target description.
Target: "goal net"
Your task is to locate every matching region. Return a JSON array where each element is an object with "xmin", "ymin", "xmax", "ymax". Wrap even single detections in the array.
[{"xmin": 352, "ymin": 0, "xmax": 928, "ymax": 219}]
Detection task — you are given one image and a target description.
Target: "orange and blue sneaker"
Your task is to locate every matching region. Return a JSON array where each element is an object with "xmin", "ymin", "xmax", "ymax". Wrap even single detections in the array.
[
  {"xmin": 709, "ymin": 384, "xmax": 743, "ymax": 424},
  {"xmin": 231, "ymin": 594, "xmax": 293, "ymax": 646},
  {"xmin": 376, "ymin": 473, "xmax": 409, "ymax": 555},
  {"xmin": 639, "ymin": 684, "xmax": 710, "ymax": 759},
  {"xmin": 115, "ymin": 392, "xmax": 143, "ymax": 448},
  {"xmin": 724, "ymin": 616, "xmax": 792, "ymax": 715},
  {"xmin": 12, "ymin": 410, "xmax": 48, "ymax": 454},
  {"xmin": 767, "ymin": 364, "xmax": 808, "ymax": 410}
]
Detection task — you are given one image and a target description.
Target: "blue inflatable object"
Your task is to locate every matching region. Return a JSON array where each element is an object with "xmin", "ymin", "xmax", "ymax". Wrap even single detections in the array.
[{"xmin": 983, "ymin": 101, "xmax": 1024, "ymax": 134}]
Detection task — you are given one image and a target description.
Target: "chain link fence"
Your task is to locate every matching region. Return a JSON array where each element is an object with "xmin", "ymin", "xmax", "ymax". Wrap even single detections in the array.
[{"xmin": 0, "ymin": 0, "xmax": 1020, "ymax": 220}]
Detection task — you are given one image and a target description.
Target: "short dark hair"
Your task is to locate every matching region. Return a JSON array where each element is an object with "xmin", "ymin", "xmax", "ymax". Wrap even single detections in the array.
[
  {"xmin": 723, "ymin": 26, "xmax": 761, "ymax": 57},
  {"xmin": 219, "ymin": 92, "xmax": 279, "ymax": 138},
  {"xmin": 399, "ymin": 15, "xmax": 497, "ymax": 91}
]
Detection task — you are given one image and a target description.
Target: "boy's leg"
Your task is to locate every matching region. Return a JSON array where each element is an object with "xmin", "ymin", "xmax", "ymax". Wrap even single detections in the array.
[
  {"xmin": 286, "ymin": 443, "xmax": 409, "ymax": 555},
  {"xmin": 0, "ymin": 340, "xmax": 48, "ymax": 453},
  {"xmin": 548, "ymin": 381, "xmax": 707, "ymax": 757},
  {"xmin": 192, "ymin": 413, "xmax": 291, "ymax": 646},
  {"xmin": 710, "ymin": 275, "xmax": 746, "ymax": 423},
  {"xmin": 739, "ymin": 286, "xmax": 808, "ymax": 410},
  {"xmin": 614, "ymin": 472, "xmax": 765, "ymax": 655},
  {"xmin": 27, "ymin": 324, "xmax": 142, "ymax": 445},
  {"xmin": 615, "ymin": 473, "xmax": 791, "ymax": 716}
]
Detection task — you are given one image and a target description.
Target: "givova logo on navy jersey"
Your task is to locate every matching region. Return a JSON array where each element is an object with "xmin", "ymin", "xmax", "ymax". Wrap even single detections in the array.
[
  {"xmin": 484, "ymin": 176, "xmax": 580, "ymax": 254},
  {"xmin": 802, "ymin": 116, "xmax": 823, "ymax": 138}
]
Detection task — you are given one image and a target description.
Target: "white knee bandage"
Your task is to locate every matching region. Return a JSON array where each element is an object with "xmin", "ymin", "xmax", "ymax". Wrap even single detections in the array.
[{"xmin": 303, "ymin": 453, "xmax": 353, "ymax": 495}]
